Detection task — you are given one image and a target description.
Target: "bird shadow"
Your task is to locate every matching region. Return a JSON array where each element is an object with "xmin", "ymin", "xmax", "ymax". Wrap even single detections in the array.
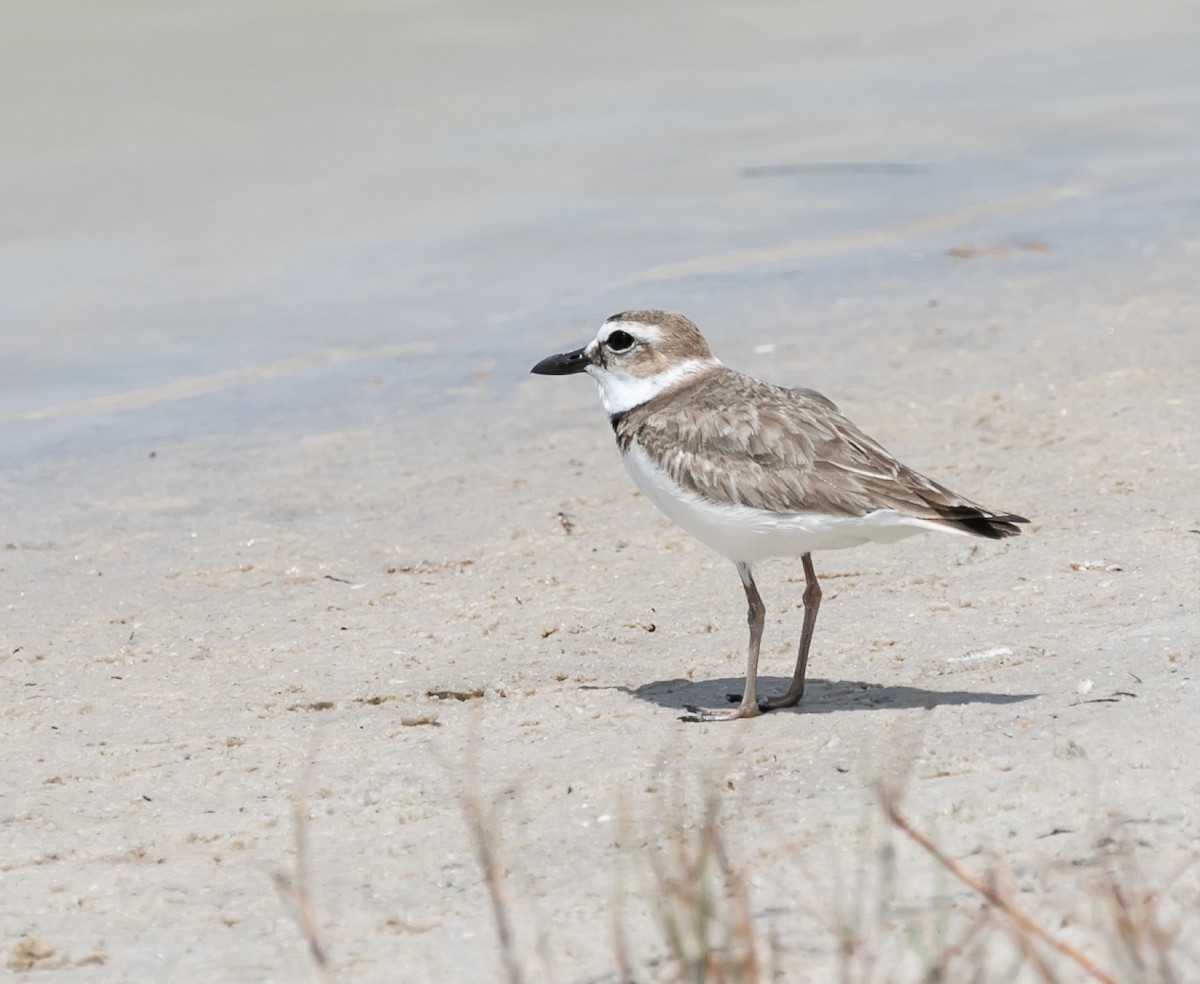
[{"xmin": 609, "ymin": 676, "xmax": 1037, "ymax": 715}]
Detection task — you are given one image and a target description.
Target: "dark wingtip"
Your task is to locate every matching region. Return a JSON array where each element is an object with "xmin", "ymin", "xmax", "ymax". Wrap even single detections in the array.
[{"xmin": 937, "ymin": 509, "xmax": 1029, "ymax": 539}]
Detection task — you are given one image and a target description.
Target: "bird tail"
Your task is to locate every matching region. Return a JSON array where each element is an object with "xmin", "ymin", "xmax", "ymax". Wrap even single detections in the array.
[{"xmin": 933, "ymin": 506, "xmax": 1029, "ymax": 539}]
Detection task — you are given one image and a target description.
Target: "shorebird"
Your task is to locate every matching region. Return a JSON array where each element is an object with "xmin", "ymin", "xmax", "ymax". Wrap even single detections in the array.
[{"xmin": 532, "ymin": 310, "xmax": 1027, "ymax": 721}]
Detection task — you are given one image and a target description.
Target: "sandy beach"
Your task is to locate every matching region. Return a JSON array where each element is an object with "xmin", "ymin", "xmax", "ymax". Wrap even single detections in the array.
[{"xmin": 3, "ymin": 1, "xmax": 1199, "ymax": 980}]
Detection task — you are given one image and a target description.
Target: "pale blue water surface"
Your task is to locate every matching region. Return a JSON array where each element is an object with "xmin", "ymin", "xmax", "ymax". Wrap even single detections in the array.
[{"xmin": 2, "ymin": 0, "xmax": 1199, "ymax": 470}]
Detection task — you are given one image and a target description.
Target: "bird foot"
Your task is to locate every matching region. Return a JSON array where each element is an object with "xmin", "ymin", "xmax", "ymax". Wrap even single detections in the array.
[
  {"xmin": 723, "ymin": 691, "xmax": 804, "ymax": 712},
  {"xmin": 681, "ymin": 702, "xmax": 761, "ymax": 723}
]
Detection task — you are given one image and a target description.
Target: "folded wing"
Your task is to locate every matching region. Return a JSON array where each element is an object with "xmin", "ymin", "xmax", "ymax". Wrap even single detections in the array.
[{"xmin": 620, "ymin": 372, "xmax": 1028, "ymax": 538}]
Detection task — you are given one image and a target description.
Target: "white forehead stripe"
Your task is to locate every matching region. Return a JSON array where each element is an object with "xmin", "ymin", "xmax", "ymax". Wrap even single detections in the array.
[
  {"xmin": 600, "ymin": 319, "xmax": 661, "ymax": 345},
  {"xmin": 588, "ymin": 358, "xmax": 708, "ymax": 415}
]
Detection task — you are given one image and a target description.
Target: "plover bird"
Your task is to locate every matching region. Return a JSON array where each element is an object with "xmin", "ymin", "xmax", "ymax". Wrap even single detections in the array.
[{"xmin": 531, "ymin": 310, "xmax": 1027, "ymax": 722}]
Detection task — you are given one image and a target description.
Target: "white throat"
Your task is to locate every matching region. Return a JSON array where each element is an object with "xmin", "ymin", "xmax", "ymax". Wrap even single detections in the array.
[{"xmin": 588, "ymin": 359, "xmax": 713, "ymax": 415}]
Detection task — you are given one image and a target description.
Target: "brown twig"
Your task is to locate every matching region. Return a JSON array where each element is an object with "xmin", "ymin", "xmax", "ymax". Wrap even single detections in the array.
[{"xmin": 879, "ymin": 787, "xmax": 1118, "ymax": 984}]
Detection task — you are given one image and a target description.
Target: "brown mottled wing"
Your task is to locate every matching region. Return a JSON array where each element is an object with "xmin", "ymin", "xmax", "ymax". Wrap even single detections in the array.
[{"xmin": 619, "ymin": 370, "xmax": 1027, "ymax": 538}]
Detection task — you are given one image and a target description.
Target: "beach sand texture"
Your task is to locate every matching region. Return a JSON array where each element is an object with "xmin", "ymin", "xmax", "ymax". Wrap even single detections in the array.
[{"xmin": 3, "ymin": 1, "xmax": 1199, "ymax": 980}]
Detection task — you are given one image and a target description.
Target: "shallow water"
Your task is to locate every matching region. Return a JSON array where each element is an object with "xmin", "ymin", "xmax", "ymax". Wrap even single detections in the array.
[{"xmin": 3, "ymin": 0, "xmax": 1199, "ymax": 466}]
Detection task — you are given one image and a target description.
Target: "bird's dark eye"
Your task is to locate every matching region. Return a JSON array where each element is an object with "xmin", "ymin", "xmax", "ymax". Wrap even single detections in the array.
[{"xmin": 606, "ymin": 329, "xmax": 635, "ymax": 352}]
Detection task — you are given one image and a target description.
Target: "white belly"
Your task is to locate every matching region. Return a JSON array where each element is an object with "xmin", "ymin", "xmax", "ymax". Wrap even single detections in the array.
[{"xmin": 621, "ymin": 443, "xmax": 959, "ymax": 563}]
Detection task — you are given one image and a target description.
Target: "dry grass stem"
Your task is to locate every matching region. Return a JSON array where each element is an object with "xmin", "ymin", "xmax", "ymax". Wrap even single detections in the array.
[
  {"xmin": 273, "ymin": 731, "xmax": 333, "ymax": 983},
  {"xmin": 880, "ymin": 785, "xmax": 1118, "ymax": 984},
  {"xmin": 1099, "ymin": 856, "xmax": 1195, "ymax": 984},
  {"xmin": 460, "ymin": 734, "xmax": 526, "ymax": 984},
  {"xmin": 611, "ymin": 794, "xmax": 639, "ymax": 984},
  {"xmin": 629, "ymin": 767, "xmax": 773, "ymax": 983}
]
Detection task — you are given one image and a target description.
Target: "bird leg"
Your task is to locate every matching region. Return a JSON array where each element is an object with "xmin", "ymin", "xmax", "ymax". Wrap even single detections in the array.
[
  {"xmin": 759, "ymin": 552, "xmax": 821, "ymax": 710},
  {"xmin": 683, "ymin": 562, "xmax": 764, "ymax": 722}
]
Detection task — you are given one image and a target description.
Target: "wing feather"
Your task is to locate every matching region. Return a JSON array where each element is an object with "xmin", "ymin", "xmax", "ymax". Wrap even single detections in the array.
[{"xmin": 616, "ymin": 369, "xmax": 1027, "ymax": 538}]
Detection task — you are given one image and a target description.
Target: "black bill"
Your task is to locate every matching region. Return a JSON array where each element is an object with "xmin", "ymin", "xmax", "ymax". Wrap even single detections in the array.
[{"xmin": 530, "ymin": 347, "xmax": 591, "ymax": 375}]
